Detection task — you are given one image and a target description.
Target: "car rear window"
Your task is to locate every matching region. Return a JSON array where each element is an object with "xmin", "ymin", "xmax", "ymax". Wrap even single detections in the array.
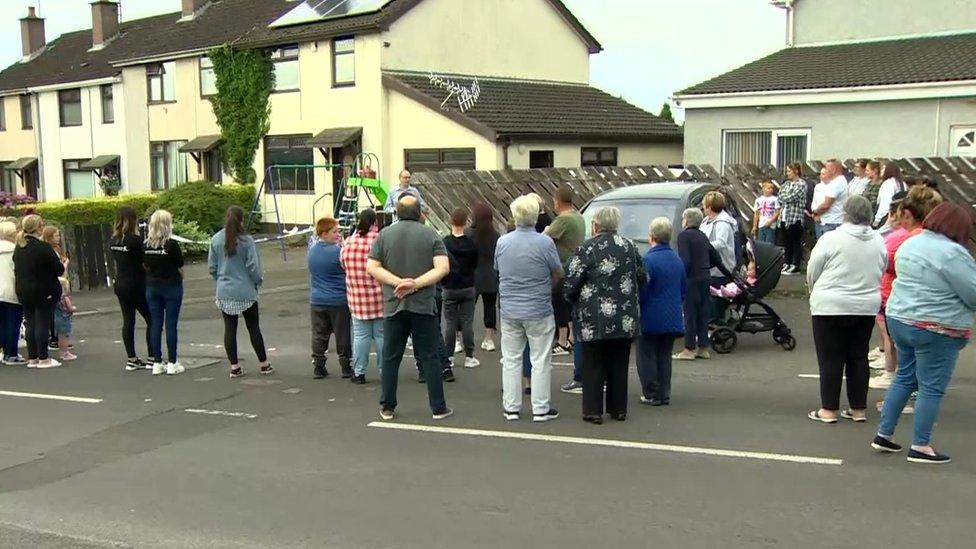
[{"xmin": 582, "ymin": 198, "xmax": 678, "ymax": 243}]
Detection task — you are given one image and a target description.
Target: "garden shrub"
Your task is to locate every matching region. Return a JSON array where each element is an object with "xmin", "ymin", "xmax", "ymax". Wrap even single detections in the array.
[
  {"xmin": 172, "ymin": 219, "xmax": 211, "ymax": 260},
  {"xmin": 19, "ymin": 194, "xmax": 157, "ymax": 226},
  {"xmin": 154, "ymin": 181, "xmax": 256, "ymax": 233}
]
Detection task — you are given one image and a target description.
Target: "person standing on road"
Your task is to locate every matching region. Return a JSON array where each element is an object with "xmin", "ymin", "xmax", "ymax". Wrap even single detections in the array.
[
  {"xmin": 861, "ymin": 160, "xmax": 883, "ymax": 211},
  {"xmin": 848, "ymin": 159, "xmax": 871, "ymax": 196},
  {"xmin": 809, "ymin": 160, "xmax": 849, "ymax": 239},
  {"xmin": 674, "ymin": 208, "xmax": 731, "ymax": 361},
  {"xmin": 383, "ymin": 169, "xmax": 426, "ymax": 214},
  {"xmin": 367, "ymin": 196, "xmax": 452, "ymax": 421},
  {"xmin": 143, "ymin": 210, "xmax": 185, "ymax": 376},
  {"xmin": 340, "ymin": 209, "xmax": 385, "ymax": 385},
  {"xmin": 564, "ymin": 206, "xmax": 646, "ymax": 424},
  {"xmin": 441, "ymin": 208, "xmax": 480, "ymax": 369},
  {"xmin": 308, "ymin": 217, "xmax": 352, "ymax": 380},
  {"xmin": 638, "ymin": 217, "xmax": 686, "ymax": 406},
  {"xmin": 872, "ymin": 203, "xmax": 976, "ymax": 464},
  {"xmin": 468, "ymin": 202, "xmax": 499, "ymax": 352},
  {"xmin": 495, "ymin": 195, "xmax": 563, "ymax": 423},
  {"xmin": 0, "ymin": 221, "xmax": 25, "ymax": 366},
  {"xmin": 701, "ymin": 191, "xmax": 737, "ymax": 324},
  {"xmin": 13, "ymin": 215, "xmax": 65, "ymax": 369},
  {"xmin": 109, "ymin": 206, "xmax": 152, "ymax": 371},
  {"xmin": 42, "ymin": 225, "xmax": 67, "ymax": 351},
  {"xmin": 752, "ymin": 181, "xmax": 780, "ymax": 245},
  {"xmin": 209, "ymin": 206, "xmax": 272, "ymax": 379},
  {"xmin": 778, "ymin": 163, "xmax": 808, "ymax": 275},
  {"xmin": 546, "ymin": 185, "xmax": 585, "ymax": 356},
  {"xmin": 806, "ymin": 196, "xmax": 886, "ymax": 424}
]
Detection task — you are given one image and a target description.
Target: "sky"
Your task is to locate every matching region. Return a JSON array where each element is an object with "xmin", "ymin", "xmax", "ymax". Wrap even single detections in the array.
[{"xmin": 0, "ymin": 0, "xmax": 785, "ymax": 122}]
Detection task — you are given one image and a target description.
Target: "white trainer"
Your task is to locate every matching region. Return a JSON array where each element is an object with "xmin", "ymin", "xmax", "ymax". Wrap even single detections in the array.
[
  {"xmin": 464, "ymin": 357, "xmax": 481, "ymax": 368},
  {"xmin": 869, "ymin": 371, "xmax": 894, "ymax": 390},
  {"xmin": 454, "ymin": 340, "xmax": 463, "ymax": 354},
  {"xmin": 166, "ymin": 362, "xmax": 185, "ymax": 375},
  {"xmin": 35, "ymin": 358, "xmax": 62, "ymax": 369},
  {"xmin": 868, "ymin": 347, "xmax": 885, "ymax": 361},
  {"xmin": 152, "ymin": 362, "xmax": 166, "ymax": 375},
  {"xmin": 869, "ymin": 357, "xmax": 886, "ymax": 370},
  {"xmin": 481, "ymin": 339, "xmax": 496, "ymax": 352}
]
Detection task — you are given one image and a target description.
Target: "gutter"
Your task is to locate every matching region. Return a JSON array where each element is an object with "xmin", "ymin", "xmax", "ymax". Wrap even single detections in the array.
[{"xmin": 28, "ymin": 75, "xmax": 121, "ymax": 94}]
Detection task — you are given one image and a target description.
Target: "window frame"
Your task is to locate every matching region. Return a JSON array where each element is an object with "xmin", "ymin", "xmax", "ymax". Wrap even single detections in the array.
[
  {"xmin": 63, "ymin": 158, "xmax": 95, "ymax": 199},
  {"xmin": 263, "ymin": 134, "xmax": 314, "ymax": 194},
  {"xmin": 146, "ymin": 62, "xmax": 176, "ymax": 104},
  {"xmin": 331, "ymin": 36, "xmax": 355, "ymax": 88},
  {"xmin": 100, "ymin": 84, "xmax": 114, "ymax": 124},
  {"xmin": 199, "ymin": 55, "xmax": 217, "ymax": 98},
  {"xmin": 529, "ymin": 150, "xmax": 555, "ymax": 169},
  {"xmin": 721, "ymin": 128, "xmax": 811, "ymax": 169},
  {"xmin": 0, "ymin": 162, "xmax": 13, "ymax": 193},
  {"xmin": 580, "ymin": 147, "xmax": 618, "ymax": 167},
  {"xmin": 20, "ymin": 94, "xmax": 32, "ymax": 130},
  {"xmin": 58, "ymin": 89, "xmax": 83, "ymax": 128},
  {"xmin": 150, "ymin": 140, "xmax": 189, "ymax": 192},
  {"xmin": 270, "ymin": 45, "xmax": 301, "ymax": 93},
  {"xmin": 0, "ymin": 98, "xmax": 5, "ymax": 131},
  {"xmin": 403, "ymin": 148, "xmax": 476, "ymax": 173}
]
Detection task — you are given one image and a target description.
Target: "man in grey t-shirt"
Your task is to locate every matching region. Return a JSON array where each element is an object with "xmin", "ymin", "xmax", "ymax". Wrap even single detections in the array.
[{"xmin": 368, "ymin": 195, "xmax": 452, "ymax": 421}]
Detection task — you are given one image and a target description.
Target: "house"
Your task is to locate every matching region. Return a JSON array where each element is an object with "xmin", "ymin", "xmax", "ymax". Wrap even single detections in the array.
[
  {"xmin": 673, "ymin": 0, "xmax": 976, "ymax": 169},
  {"xmin": 0, "ymin": 0, "xmax": 682, "ymax": 225}
]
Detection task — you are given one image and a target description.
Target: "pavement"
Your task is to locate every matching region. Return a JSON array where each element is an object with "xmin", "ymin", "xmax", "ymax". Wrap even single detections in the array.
[{"xmin": 1, "ymin": 245, "xmax": 975, "ymax": 548}]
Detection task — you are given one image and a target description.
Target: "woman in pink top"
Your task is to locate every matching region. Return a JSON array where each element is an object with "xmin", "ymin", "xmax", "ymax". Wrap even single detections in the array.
[{"xmin": 871, "ymin": 186, "xmax": 943, "ymax": 390}]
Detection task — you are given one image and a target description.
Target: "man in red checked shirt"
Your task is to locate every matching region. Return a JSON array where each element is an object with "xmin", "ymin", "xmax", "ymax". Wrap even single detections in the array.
[{"xmin": 339, "ymin": 209, "xmax": 385, "ymax": 385}]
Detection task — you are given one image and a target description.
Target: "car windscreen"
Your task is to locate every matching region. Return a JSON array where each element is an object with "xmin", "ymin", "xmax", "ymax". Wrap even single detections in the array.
[{"xmin": 582, "ymin": 198, "xmax": 679, "ymax": 243}]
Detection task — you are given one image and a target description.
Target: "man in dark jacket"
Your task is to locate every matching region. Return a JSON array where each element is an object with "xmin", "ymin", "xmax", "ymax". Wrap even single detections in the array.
[{"xmin": 675, "ymin": 208, "xmax": 731, "ymax": 361}]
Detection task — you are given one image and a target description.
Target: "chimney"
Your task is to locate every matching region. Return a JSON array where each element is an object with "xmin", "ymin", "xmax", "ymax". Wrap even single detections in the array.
[
  {"xmin": 182, "ymin": 0, "xmax": 209, "ymax": 19},
  {"xmin": 90, "ymin": 1, "xmax": 120, "ymax": 50},
  {"xmin": 20, "ymin": 7, "xmax": 46, "ymax": 59}
]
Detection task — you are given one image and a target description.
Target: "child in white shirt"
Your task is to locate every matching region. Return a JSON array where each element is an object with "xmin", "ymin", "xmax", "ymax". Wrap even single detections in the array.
[{"xmin": 752, "ymin": 181, "xmax": 780, "ymax": 245}]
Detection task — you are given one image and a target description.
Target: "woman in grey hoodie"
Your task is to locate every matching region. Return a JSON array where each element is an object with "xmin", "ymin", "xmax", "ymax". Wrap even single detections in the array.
[
  {"xmin": 0, "ymin": 220, "xmax": 24, "ymax": 365},
  {"xmin": 806, "ymin": 196, "xmax": 887, "ymax": 424},
  {"xmin": 208, "ymin": 206, "xmax": 272, "ymax": 379}
]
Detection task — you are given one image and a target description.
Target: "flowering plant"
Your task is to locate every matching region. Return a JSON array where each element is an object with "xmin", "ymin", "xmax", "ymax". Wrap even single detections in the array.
[{"xmin": 99, "ymin": 173, "xmax": 122, "ymax": 196}]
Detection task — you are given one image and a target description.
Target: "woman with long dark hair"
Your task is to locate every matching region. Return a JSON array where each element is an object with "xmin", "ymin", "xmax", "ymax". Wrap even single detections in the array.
[
  {"xmin": 468, "ymin": 202, "xmax": 499, "ymax": 351},
  {"xmin": 109, "ymin": 206, "xmax": 152, "ymax": 371},
  {"xmin": 340, "ymin": 209, "xmax": 384, "ymax": 384},
  {"xmin": 13, "ymin": 214, "xmax": 65, "ymax": 369},
  {"xmin": 208, "ymin": 206, "xmax": 272, "ymax": 378},
  {"xmin": 778, "ymin": 162, "xmax": 807, "ymax": 275},
  {"xmin": 874, "ymin": 162, "xmax": 906, "ymax": 228}
]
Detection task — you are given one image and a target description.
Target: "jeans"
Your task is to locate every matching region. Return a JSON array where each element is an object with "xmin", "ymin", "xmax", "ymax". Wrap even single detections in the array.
[
  {"xmin": 352, "ymin": 317, "xmax": 384, "ymax": 377},
  {"xmin": 416, "ymin": 292, "xmax": 451, "ymax": 372},
  {"xmin": 381, "ymin": 311, "xmax": 447, "ymax": 413},
  {"xmin": 581, "ymin": 339, "xmax": 632, "ymax": 417},
  {"xmin": 501, "ymin": 316, "xmax": 555, "ymax": 415},
  {"xmin": 879, "ymin": 319, "xmax": 968, "ymax": 446},
  {"xmin": 222, "ymin": 303, "xmax": 267, "ymax": 365},
  {"xmin": 442, "ymin": 287, "xmax": 476, "ymax": 358},
  {"xmin": 115, "ymin": 284, "xmax": 151, "ymax": 359},
  {"xmin": 811, "ymin": 315, "xmax": 874, "ymax": 411},
  {"xmin": 146, "ymin": 283, "xmax": 183, "ymax": 364},
  {"xmin": 23, "ymin": 301, "xmax": 55, "ymax": 361},
  {"xmin": 815, "ymin": 222, "xmax": 840, "ymax": 240},
  {"xmin": 311, "ymin": 305, "xmax": 352, "ymax": 374},
  {"xmin": 0, "ymin": 301, "xmax": 23, "ymax": 359},
  {"xmin": 757, "ymin": 226, "xmax": 777, "ymax": 245},
  {"xmin": 637, "ymin": 334, "xmax": 675, "ymax": 402},
  {"xmin": 572, "ymin": 323, "xmax": 583, "ymax": 382},
  {"xmin": 683, "ymin": 279, "xmax": 710, "ymax": 350}
]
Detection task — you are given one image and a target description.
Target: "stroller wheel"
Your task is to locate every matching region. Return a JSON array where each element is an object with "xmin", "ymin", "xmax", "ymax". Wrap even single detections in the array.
[
  {"xmin": 711, "ymin": 327, "xmax": 737, "ymax": 354},
  {"xmin": 780, "ymin": 335, "xmax": 797, "ymax": 352}
]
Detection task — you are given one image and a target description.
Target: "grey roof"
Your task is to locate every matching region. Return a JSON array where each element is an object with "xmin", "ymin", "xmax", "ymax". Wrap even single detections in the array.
[
  {"xmin": 679, "ymin": 32, "xmax": 976, "ymax": 96},
  {"xmin": 384, "ymin": 70, "xmax": 683, "ymax": 142}
]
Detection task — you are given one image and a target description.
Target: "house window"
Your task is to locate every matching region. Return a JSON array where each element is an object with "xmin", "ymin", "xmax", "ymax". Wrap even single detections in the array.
[
  {"xmin": 0, "ymin": 99, "xmax": 5, "ymax": 131},
  {"xmin": 951, "ymin": 127, "xmax": 976, "ymax": 155},
  {"xmin": 722, "ymin": 129, "xmax": 810, "ymax": 169},
  {"xmin": 150, "ymin": 141, "xmax": 189, "ymax": 191},
  {"xmin": 581, "ymin": 147, "xmax": 617, "ymax": 167},
  {"xmin": 264, "ymin": 135, "xmax": 313, "ymax": 193},
  {"xmin": 20, "ymin": 95, "xmax": 32, "ymax": 129},
  {"xmin": 64, "ymin": 159, "xmax": 95, "ymax": 198},
  {"xmin": 147, "ymin": 62, "xmax": 176, "ymax": 103},
  {"xmin": 271, "ymin": 45, "xmax": 300, "ymax": 92},
  {"xmin": 200, "ymin": 56, "xmax": 217, "ymax": 97},
  {"xmin": 529, "ymin": 150, "xmax": 554, "ymax": 169},
  {"xmin": 101, "ymin": 85, "xmax": 114, "ymax": 124},
  {"xmin": 0, "ymin": 162, "xmax": 13, "ymax": 193},
  {"xmin": 332, "ymin": 37, "xmax": 355, "ymax": 87},
  {"xmin": 404, "ymin": 148, "xmax": 476, "ymax": 172},
  {"xmin": 58, "ymin": 89, "xmax": 83, "ymax": 127}
]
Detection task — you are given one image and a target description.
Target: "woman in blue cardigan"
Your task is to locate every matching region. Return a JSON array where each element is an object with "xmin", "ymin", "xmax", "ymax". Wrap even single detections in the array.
[{"xmin": 637, "ymin": 217, "xmax": 687, "ymax": 406}]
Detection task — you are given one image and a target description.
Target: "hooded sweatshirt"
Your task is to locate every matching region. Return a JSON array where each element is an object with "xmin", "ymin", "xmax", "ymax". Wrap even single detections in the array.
[
  {"xmin": 701, "ymin": 210, "xmax": 737, "ymax": 277},
  {"xmin": 806, "ymin": 223, "xmax": 887, "ymax": 316},
  {"xmin": 0, "ymin": 240, "xmax": 17, "ymax": 304}
]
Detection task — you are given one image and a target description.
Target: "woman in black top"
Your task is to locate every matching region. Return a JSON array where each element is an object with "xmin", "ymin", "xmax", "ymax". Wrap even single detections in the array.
[
  {"xmin": 468, "ymin": 202, "xmax": 500, "ymax": 351},
  {"xmin": 110, "ymin": 206, "xmax": 152, "ymax": 371},
  {"xmin": 13, "ymin": 214, "xmax": 65, "ymax": 368},
  {"xmin": 143, "ymin": 209, "xmax": 185, "ymax": 376},
  {"xmin": 442, "ymin": 208, "xmax": 480, "ymax": 368}
]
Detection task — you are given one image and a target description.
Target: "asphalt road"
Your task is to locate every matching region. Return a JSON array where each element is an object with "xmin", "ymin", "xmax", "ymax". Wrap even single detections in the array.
[{"xmin": 1, "ymin": 247, "xmax": 974, "ymax": 548}]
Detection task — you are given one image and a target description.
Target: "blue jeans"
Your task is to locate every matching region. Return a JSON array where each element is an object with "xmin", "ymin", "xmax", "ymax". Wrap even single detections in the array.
[
  {"xmin": 146, "ymin": 283, "xmax": 183, "ymax": 364},
  {"xmin": 352, "ymin": 317, "xmax": 384, "ymax": 377},
  {"xmin": 757, "ymin": 226, "xmax": 776, "ymax": 244},
  {"xmin": 879, "ymin": 318, "xmax": 968, "ymax": 446},
  {"xmin": 815, "ymin": 223, "xmax": 840, "ymax": 240},
  {"xmin": 0, "ymin": 302, "xmax": 23, "ymax": 359}
]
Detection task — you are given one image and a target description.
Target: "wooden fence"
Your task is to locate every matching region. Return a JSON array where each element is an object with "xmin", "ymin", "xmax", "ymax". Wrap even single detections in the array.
[{"xmin": 62, "ymin": 224, "xmax": 116, "ymax": 291}]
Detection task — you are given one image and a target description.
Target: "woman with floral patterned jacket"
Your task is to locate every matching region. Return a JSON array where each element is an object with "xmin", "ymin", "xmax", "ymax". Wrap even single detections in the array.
[{"xmin": 563, "ymin": 206, "xmax": 647, "ymax": 424}]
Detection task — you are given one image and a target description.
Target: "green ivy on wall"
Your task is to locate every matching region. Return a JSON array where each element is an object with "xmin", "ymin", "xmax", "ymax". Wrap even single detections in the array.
[{"xmin": 208, "ymin": 45, "xmax": 275, "ymax": 184}]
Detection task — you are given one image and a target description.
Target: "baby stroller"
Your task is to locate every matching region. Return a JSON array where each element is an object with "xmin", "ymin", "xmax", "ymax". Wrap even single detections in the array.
[{"xmin": 709, "ymin": 240, "xmax": 796, "ymax": 354}]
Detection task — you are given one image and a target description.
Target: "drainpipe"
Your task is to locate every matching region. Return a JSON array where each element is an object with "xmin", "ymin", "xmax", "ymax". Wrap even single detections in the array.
[
  {"xmin": 771, "ymin": 0, "xmax": 797, "ymax": 47},
  {"xmin": 933, "ymin": 99, "xmax": 943, "ymax": 155},
  {"xmin": 502, "ymin": 138, "xmax": 511, "ymax": 170},
  {"xmin": 33, "ymin": 93, "xmax": 45, "ymax": 201}
]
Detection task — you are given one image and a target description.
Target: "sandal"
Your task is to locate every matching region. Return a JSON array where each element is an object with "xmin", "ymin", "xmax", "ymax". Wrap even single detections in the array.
[
  {"xmin": 808, "ymin": 410, "xmax": 838, "ymax": 424},
  {"xmin": 840, "ymin": 409, "xmax": 867, "ymax": 423}
]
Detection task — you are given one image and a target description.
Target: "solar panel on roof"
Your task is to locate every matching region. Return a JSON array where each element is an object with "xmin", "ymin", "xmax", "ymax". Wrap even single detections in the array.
[{"xmin": 270, "ymin": 0, "xmax": 393, "ymax": 28}]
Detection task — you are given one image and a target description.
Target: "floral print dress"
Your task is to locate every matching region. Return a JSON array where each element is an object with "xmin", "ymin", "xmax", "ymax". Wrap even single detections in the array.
[{"xmin": 563, "ymin": 232, "xmax": 647, "ymax": 342}]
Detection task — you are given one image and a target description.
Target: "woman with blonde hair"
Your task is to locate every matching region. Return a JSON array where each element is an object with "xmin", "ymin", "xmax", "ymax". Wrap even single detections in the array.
[
  {"xmin": 41, "ymin": 225, "xmax": 67, "ymax": 350},
  {"xmin": 13, "ymin": 214, "xmax": 65, "ymax": 368},
  {"xmin": 0, "ymin": 221, "xmax": 25, "ymax": 365},
  {"xmin": 143, "ymin": 210, "xmax": 185, "ymax": 375}
]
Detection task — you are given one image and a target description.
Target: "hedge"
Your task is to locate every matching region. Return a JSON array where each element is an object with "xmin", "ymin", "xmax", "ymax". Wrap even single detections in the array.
[{"xmin": 17, "ymin": 194, "xmax": 158, "ymax": 226}]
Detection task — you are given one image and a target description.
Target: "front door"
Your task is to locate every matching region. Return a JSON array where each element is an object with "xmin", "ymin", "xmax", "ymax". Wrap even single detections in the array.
[
  {"xmin": 23, "ymin": 167, "xmax": 38, "ymax": 199},
  {"xmin": 203, "ymin": 150, "xmax": 222, "ymax": 183},
  {"xmin": 331, "ymin": 146, "xmax": 344, "ymax": 199}
]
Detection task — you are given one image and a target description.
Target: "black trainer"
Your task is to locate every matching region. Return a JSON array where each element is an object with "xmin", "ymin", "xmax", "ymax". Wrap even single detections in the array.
[
  {"xmin": 313, "ymin": 364, "xmax": 328, "ymax": 379},
  {"xmin": 341, "ymin": 366, "xmax": 353, "ymax": 379},
  {"xmin": 432, "ymin": 407, "xmax": 454, "ymax": 420},
  {"xmin": 380, "ymin": 407, "xmax": 395, "ymax": 421},
  {"xmin": 871, "ymin": 435, "xmax": 903, "ymax": 453},
  {"xmin": 125, "ymin": 358, "xmax": 146, "ymax": 372},
  {"xmin": 418, "ymin": 369, "xmax": 427, "ymax": 383},
  {"xmin": 533, "ymin": 409, "xmax": 559, "ymax": 422},
  {"xmin": 907, "ymin": 449, "xmax": 951, "ymax": 464},
  {"xmin": 442, "ymin": 368, "xmax": 455, "ymax": 383},
  {"xmin": 260, "ymin": 364, "xmax": 274, "ymax": 376},
  {"xmin": 351, "ymin": 374, "xmax": 366, "ymax": 385}
]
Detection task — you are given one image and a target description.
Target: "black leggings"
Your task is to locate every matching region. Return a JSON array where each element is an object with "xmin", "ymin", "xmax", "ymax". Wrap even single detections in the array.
[
  {"xmin": 117, "ymin": 287, "xmax": 151, "ymax": 359},
  {"xmin": 222, "ymin": 303, "xmax": 268, "ymax": 365},
  {"xmin": 23, "ymin": 301, "xmax": 56, "ymax": 361},
  {"xmin": 812, "ymin": 315, "xmax": 874, "ymax": 411},
  {"xmin": 783, "ymin": 221, "xmax": 804, "ymax": 267},
  {"xmin": 479, "ymin": 292, "xmax": 497, "ymax": 330}
]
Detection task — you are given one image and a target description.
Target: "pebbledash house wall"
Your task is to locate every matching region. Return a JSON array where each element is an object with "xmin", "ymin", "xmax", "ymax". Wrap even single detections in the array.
[
  {"xmin": 792, "ymin": 0, "xmax": 976, "ymax": 45},
  {"xmin": 682, "ymin": 98, "xmax": 976, "ymax": 167}
]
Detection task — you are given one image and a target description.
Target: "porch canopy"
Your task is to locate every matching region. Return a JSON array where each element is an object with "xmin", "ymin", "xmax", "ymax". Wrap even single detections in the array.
[
  {"xmin": 179, "ymin": 134, "xmax": 223, "ymax": 154},
  {"xmin": 308, "ymin": 126, "xmax": 362, "ymax": 149},
  {"xmin": 81, "ymin": 155, "xmax": 120, "ymax": 170},
  {"xmin": 7, "ymin": 157, "xmax": 37, "ymax": 171}
]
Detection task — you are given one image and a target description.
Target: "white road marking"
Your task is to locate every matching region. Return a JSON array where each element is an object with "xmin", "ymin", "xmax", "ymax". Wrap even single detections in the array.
[
  {"xmin": 798, "ymin": 374, "xmax": 846, "ymax": 380},
  {"xmin": 368, "ymin": 422, "xmax": 843, "ymax": 466},
  {"xmin": 185, "ymin": 408, "xmax": 257, "ymax": 419},
  {"xmin": 0, "ymin": 390, "xmax": 102, "ymax": 404}
]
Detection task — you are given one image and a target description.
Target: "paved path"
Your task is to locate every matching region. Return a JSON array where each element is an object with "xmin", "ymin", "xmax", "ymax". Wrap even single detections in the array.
[{"xmin": 1, "ymin": 247, "xmax": 974, "ymax": 548}]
